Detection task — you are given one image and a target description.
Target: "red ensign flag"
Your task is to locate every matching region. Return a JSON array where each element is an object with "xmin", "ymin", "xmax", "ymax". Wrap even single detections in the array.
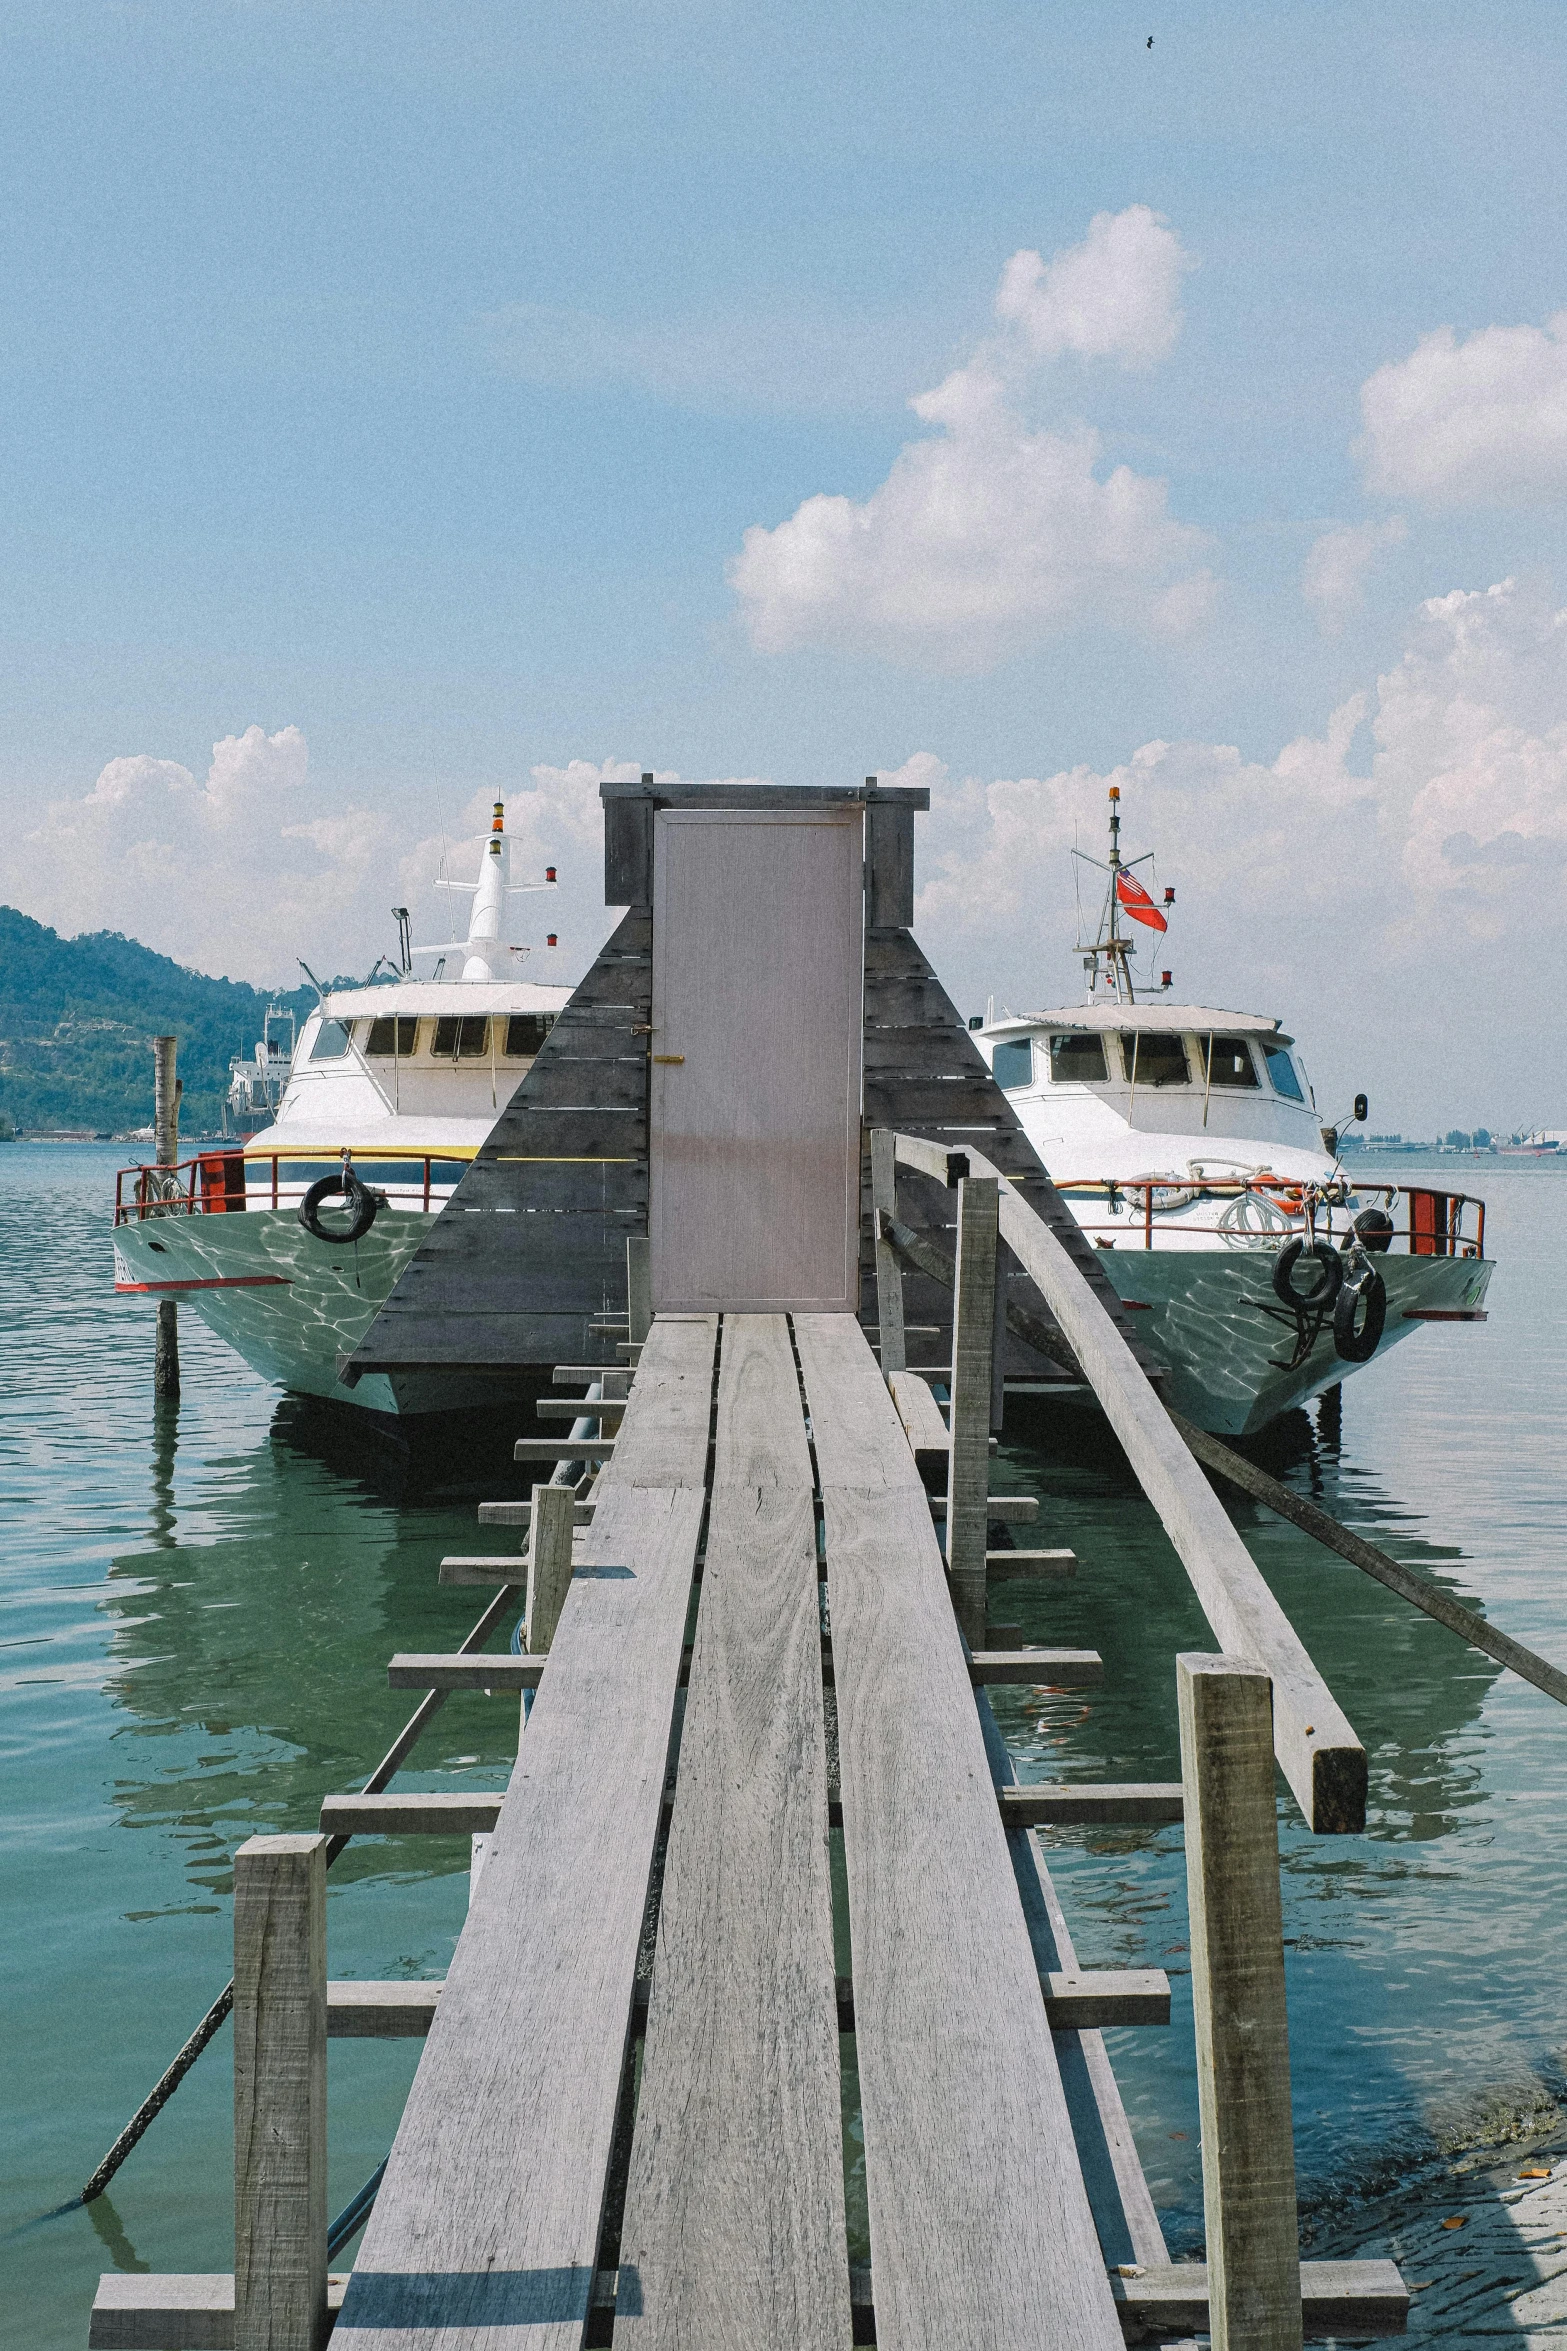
[{"xmin": 1115, "ymin": 871, "xmax": 1168, "ymax": 931}]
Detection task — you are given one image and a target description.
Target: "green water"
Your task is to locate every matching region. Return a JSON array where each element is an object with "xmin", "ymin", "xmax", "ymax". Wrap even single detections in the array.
[{"xmin": 5, "ymin": 1143, "xmax": 1566, "ymax": 2337}]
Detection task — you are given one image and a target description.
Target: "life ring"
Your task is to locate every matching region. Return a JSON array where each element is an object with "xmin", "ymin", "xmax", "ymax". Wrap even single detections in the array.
[
  {"xmin": 1333, "ymin": 1261, "xmax": 1387, "ymax": 1362},
  {"xmin": 298, "ymin": 1166, "xmax": 381, "ymax": 1245},
  {"xmin": 1271, "ymin": 1236, "xmax": 1342, "ymax": 1308}
]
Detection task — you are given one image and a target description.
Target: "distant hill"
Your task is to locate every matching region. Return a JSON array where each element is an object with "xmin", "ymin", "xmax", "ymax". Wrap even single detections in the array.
[{"xmin": 0, "ymin": 907, "xmax": 322, "ymax": 1138}]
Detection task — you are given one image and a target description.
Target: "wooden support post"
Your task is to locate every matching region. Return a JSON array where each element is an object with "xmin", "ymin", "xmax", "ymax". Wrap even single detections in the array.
[
  {"xmin": 627, "ymin": 1234, "xmax": 653, "ymax": 1348},
  {"xmin": 233, "ymin": 1832, "xmax": 328, "ymax": 2351},
  {"xmin": 946, "ymin": 1175, "xmax": 999, "ymax": 1648},
  {"xmin": 526, "ymin": 1482, "xmax": 576, "ymax": 1655},
  {"xmin": 153, "ymin": 1034, "xmax": 180, "ymax": 1400},
  {"xmin": 869, "ymin": 1128, "xmax": 906, "ymax": 1376},
  {"xmin": 1177, "ymin": 1654, "xmax": 1301, "ymax": 2351}
]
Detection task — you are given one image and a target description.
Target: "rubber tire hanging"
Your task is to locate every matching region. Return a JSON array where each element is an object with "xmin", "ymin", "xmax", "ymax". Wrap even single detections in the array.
[
  {"xmin": 1271, "ymin": 1237, "xmax": 1343, "ymax": 1309},
  {"xmin": 298, "ymin": 1167, "xmax": 381, "ymax": 1245},
  {"xmin": 1333, "ymin": 1261, "xmax": 1387, "ymax": 1363}
]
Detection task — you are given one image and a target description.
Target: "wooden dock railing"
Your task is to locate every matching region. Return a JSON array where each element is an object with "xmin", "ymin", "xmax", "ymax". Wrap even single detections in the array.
[{"xmin": 888, "ymin": 1129, "xmax": 1367, "ymax": 1834}]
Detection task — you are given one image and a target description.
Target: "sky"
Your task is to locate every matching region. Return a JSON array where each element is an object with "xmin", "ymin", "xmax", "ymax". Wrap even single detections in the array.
[{"xmin": 3, "ymin": 1, "xmax": 1567, "ymax": 1129}]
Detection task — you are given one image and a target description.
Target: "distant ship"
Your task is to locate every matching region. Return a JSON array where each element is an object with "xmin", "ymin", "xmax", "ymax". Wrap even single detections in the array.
[
  {"xmin": 223, "ymin": 1003, "xmax": 296, "ymax": 1137},
  {"xmin": 970, "ymin": 789, "xmax": 1494, "ymax": 1435},
  {"xmin": 111, "ymin": 802, "xmax": 571, "ymax": 1416}
]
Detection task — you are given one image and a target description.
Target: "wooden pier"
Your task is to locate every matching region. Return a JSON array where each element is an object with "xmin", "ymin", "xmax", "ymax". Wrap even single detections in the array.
[{"xmin": 91, "ymin": 781, "xmax": 1411, "ymax": 2349}]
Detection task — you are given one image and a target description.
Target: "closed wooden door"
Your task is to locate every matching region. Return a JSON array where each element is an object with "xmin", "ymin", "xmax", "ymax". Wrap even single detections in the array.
[{"xmin": 650, "ymin": 808, "xmax": 863, "ymax": 1311}]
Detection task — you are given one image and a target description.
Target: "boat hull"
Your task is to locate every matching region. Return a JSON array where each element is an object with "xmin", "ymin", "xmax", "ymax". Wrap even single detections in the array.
[
  {"xmin": 1094, "ymin": 1244, "xmax": 1493, "ymax": 1436},
  {"xmin": 111, "ymin": 1206, "xmax": 527, "ymax": 1417}
]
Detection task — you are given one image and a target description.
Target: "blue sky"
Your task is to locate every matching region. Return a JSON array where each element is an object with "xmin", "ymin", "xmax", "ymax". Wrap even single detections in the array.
[{"xmin": 3, "ymin": 2, "xmax": 1567, "ymax": 1123}]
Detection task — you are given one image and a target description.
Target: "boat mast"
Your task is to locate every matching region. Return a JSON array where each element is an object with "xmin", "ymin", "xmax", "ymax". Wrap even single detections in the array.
[{"xmin": 1080, "ymin": 785, "xmax": 1137, "ymax": 1004}]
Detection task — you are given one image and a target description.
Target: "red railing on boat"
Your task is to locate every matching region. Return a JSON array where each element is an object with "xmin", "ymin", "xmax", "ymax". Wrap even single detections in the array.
[{"xmin": 112, "ymin": 1152, "xmax": 457, "ymax": 1226}]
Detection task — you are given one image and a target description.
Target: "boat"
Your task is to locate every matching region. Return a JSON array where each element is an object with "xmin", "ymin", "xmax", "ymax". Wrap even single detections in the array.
[
  {"xmin": 223, "ymin": 1003, "xmax": 296, "ymax": 1137},
  {"xmin": 969, "ymin": 788, "xmax": 1494, "ymax": 1436},
  {"xmin": 111, "ymin": 802, "xmax": 572, "ymax": 1417}
]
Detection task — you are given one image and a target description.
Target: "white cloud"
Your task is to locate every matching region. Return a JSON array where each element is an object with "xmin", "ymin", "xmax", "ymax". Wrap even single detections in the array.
[
  {"xmin": 1359, "ymin": 312, "xmax": 1567, "ymax": 503},
  {"xmin": 730, "ymin": 209, "xmax": 1210, "ymax": 672},
  {"xmin": 1302, "ymin": 516, "xmax": 1408, "ymax": 633},
  {"xmin": 992, "ymin": 205, "xmax": 1190, "ymax": 366}
]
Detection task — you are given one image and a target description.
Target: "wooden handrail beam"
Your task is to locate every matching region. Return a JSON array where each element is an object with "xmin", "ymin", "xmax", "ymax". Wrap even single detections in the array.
[{"xmin": 892, "ymin": 1131, "xmax": 1366, "ymax": 1833}]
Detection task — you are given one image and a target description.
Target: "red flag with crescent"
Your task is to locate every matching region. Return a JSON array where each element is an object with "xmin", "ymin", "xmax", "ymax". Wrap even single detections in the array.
[{"xmin": 1115, "ymin": 870, "xmax": 1167, "ymax": 932}]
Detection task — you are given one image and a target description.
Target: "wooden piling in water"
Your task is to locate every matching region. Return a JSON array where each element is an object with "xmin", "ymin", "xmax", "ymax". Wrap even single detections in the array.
[
  {"xmin": 152, "ymin": 1035, "xmax": 180, "ymax": 1401},
  {"xmin": 1178, "ymin": 1653, "xmax": 1302, "ymax": 2351},
  {"xmin": 232, "ymin": 1833, "xmax": 329, "ymax": 2351}
]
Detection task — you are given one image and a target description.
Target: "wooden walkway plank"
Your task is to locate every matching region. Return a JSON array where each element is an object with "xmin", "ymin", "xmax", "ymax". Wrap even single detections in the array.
[
  {"xmin": 618, "ymin": 1313, "xmax": 851, "ymax": 2349},
  {"xmin": 795, "ymin": 1312, "xmax": 1124, "ymax": 2351},
  {"xmin": 333, "ymin": 1314, "xmax": 716, "ymax": 2350}
]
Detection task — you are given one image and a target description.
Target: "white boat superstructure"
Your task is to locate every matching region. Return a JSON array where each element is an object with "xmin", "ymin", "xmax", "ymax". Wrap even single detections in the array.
[
  {"xmin": 224, "ymin": 1003, "xmax": 296, "ymax": 1137},
  {"xmin": 111, "ymin": 801, "xmax": 573, "ymax": 1416},
  {"xmin": 971, "ymin": 788, "xmax": 1493, "ymax": 1433}
]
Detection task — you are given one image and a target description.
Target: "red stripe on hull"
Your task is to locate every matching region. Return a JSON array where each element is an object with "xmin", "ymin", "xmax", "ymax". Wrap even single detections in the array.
[{"xmin": 115, "ymin": 1275, "xmax": 293, "ymax": 1294}]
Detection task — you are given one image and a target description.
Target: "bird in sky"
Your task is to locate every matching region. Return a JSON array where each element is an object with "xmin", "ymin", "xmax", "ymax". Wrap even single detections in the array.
[{"xmin": 1147, "ymin": 34, "xmax": 1154, "ymax": 47}]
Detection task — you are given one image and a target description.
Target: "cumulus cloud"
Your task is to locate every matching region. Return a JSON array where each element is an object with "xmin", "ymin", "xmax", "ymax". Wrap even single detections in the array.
[
  {"xmin": 992, "ymin": 205, "xmax": 1190, "ymax": 366},
  {"xmin": 1302, "ymin": 516, "xmax": 1408, "ymax": 632},
  {"xmin": 1360, "ymin": 312, "xmax": 1567, "ymax": 503},
  {"xmin": 730, "ymin": 207, "xmax": 1211, "ymax": 671}
]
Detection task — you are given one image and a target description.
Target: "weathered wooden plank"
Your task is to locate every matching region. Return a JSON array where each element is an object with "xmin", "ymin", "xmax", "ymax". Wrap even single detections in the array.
[
  {"xmin": 968, "ymin": 1649, "xmax": 1103, "ymax": 1686},
  {"xmin": 869, "ymin": 1128, "xmax": 907, "ymax": 1376},
  {"xmin": 232, "ymin": 1833, "xmax": 327, "ymax": 2351},
  {"xmin": 946, "ymin": 1177, "xmax": 999, "ymax": 1645},
  {"xmin": 1109, "ymin": 2261, "xmax": 1408, "ymax": 2339},
  {"xmin": 887, "ymin": 1368, "xmax": 947, "ymax": 1462},
  {"xmin": 526, "ymin": 1482, "xmax": 576, "ymax": 1653},
  {"xmin": 988, "ymin": 1548, "xmax": 1076, "ymax": 1578},
  {"xmin": 897, "ymin": 1131, "xmax": 1365, "ymax": 1835},
  {"xmin": 1042, "ymin": 1971, "xmax": 1171, "ymax": 2028},
  {"xmin": 387, "ymin": 1654, "xmax": 543, "ymax": 1691},
  {"xmin": 795, "ymin": 1312, "xmax": 1124, "ymax": 2351},
  {"xmin": 326, "ymin": 1982, "xmax": 442, "ymax": 2037},
  {"xmin": 336, "ymin": 1314, "xmax": 716, "ymax": 2350},
  {"xmin": 627, "ymin": 1234, "xmax": 653, "ymax": 1346},
  {"xmin": 89, "ymin": 2277, "xmax": 350, "ymax": 2351},
  {"xmin": 865, "ymin": 797, "xmax": 915, "ymax": 926},
  {"xmin": 514, "ymin": 1436, "xmax": 616, "ymax": 1461},
  {"xmin": 1179, "ymin": 1653, "xmax": 1302, "ymax": 2351},
  {"xmin": 1001, "ymin": 1784, "xmax": 1185, "ymax": 1826},
  {"xmin": 475, "ymin": 1501, "xmax": 595, "ymax": 1527},
  {"xmin": 536, "ymin": 1395, "xmax": 627, "ymax": 1419},
  {"xmin": 604, "ymin": 784, "xmax": 654, "ymax": 905},
  {"xmin": 929, "ymin": 1492, "xmax": 1037, "ymax": 1523},
  {"xmin": 618, "ymin": 1315, "xmax": 850, "ymax": 2350},
  {"xmin": 319, "ymin": 1793, "xmax": 503, "ymax": 1837}
]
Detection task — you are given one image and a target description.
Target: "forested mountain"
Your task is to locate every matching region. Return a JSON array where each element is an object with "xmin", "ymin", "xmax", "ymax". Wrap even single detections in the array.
[{"xmin": 0, "ymin": 907, "xmax": 319, "ymax": 1137}]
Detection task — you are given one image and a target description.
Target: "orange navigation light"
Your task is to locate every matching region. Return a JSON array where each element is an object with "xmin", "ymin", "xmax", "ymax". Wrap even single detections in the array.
[
  {"xmin": 491, "ymin": 802, "xmax": 505, "ymax": 833},
  {"xmin": 545, "ymin": 867, "xmax": 556, "ymax": 882}
]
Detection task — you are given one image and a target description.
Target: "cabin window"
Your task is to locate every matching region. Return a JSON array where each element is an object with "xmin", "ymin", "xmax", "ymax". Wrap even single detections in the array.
[
  {"xmin": 433, "ymin": 1015, "xmax": 490, "ymax": 1059},
  {"xmin": 308, "ymin": 1019, "xmax": 351, "ymax": 1061},
  {"xmin": 1198, "ymin": 1034, "xmax": 1261, "ymax": 1088},
  {"xmin": 990, "ymin": 1038, "xmax": 1034, "ymax": 1090},
  {"xmin": 366, "ymin": 1016, "xmax": 418, "ymax": 1057},
  {"xmin": 1119, "ymin": 1031, "xmax": 1189, "ymax": 1086},
  {"xmin": 1261, "ymin": 1041, "xmax": 1305, "ymax": 1102},
  {"xmin": 505, "ymin": 1013, "xmax": 555, "ymax": 1058},
  {"xmin": 1048, "ymin": 1033, "xmax": 1109, "ymax": 1083}
]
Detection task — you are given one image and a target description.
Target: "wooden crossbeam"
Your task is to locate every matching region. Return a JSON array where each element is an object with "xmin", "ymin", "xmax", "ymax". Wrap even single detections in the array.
[
  {"xmin": 319, "ymin": 1792, "xmax": 503, "ymax": 1837},
  {"xmin": 536, "ymin": 1396, "xmax": 627, "ymax": 1420},
  {"xmin": 1001, "ymin": 1784, "xmax": 1186, "ymax": 1826},
  {"xmin": 988, "ymin": 1547, "xmax": 1076, "ymax": 1578},
  {"xmin": 88, "ymin": 2258, "xmax": 1408, "ymax": 2349},
  {"xmin": 1042, "ymin": 1970, "xmax": 1170, "ymax": 2029},
  {"xmin": 929, "ymin": 1492, "xmax": 1037, "ymax": 1522},
  {"xmin": 476, "ymin": 1499, "xmax": 595, "ymax": 1526},
  {"xmin": 387, "ymin": 1654, "xmax": 542, "ymax": 1691},
  {"xmin": 327, "ymin": 1982, "xmax": 442, "ymax": 2037},
  {"xmin": 969, "ymin": 1649, "xmax": 1103, "ymax": 1686},
  {"xmin": 515, "ymin": 1435, "xmax": 616, "ymax": 1461}
]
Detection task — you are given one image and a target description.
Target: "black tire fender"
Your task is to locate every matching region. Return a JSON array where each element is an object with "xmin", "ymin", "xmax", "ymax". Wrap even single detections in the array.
[
  {"xmin": 1272, "ymin": 1236, "xmax": 1343, "ymax": 1309},
  {"xmin": 298, "ymin": 1167, "xmax": 380, "ymax": 1245},
  {"xmin": 1333, "ymin": 1262, "xmax": 1387, "ymax": 1363}
]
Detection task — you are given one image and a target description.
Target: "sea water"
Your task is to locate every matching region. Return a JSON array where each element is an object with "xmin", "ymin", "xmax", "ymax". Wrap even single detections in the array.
[{"xmin": 4, "ymin": 1142, "xmax": 1565, "ymax": 2335}]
